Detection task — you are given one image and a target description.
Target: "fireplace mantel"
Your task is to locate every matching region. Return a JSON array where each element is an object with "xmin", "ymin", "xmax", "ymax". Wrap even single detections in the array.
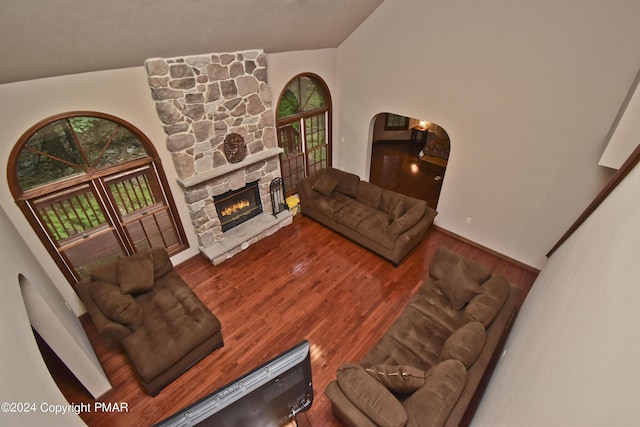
[{"xmin": 177, "ymin": 147, "xmax": 283, "ymax": 189}]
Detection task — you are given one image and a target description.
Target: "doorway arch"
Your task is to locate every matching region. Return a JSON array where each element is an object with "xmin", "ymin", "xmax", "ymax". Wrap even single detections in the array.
[{"xmin": 369, "ymin": 112, "xmax": 450, "ymax": 209}]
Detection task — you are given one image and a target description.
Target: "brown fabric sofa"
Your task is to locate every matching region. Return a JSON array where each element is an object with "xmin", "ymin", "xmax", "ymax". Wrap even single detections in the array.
[
  {"xmin": 298, "ymin": 168, "xmax": 437, "ymax": 265},
  {"xmin": 74, "ymin": 248, "xmax": 223, "ymax": 396},
  {"xmin": 324, "ymin": 247, "xmax": 520, "ymax": 427}
]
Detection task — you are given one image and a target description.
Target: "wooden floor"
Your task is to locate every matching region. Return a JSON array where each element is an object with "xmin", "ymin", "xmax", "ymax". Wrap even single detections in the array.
[
  {"xmin": 369, "ymin": 140, "xmax": 447, "ymax": 209},
  {"xmin": 48, "ymin": 216, "xmax": 538, "ymax": 427}
]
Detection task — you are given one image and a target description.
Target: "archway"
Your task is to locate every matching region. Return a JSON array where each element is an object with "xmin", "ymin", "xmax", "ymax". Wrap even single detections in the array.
[{"xmin": 369, "ymin": 113, "xmax": 450, "ymax": 208}]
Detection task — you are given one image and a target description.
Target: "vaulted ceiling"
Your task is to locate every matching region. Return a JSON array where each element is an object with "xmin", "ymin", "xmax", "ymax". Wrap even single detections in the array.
[{"xmin": 0, "ymin": 0, "xmax": 383, "ymax": 84}]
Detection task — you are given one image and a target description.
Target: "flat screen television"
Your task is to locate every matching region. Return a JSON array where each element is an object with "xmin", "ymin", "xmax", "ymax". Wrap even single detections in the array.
[{"xmin": 154, "ymin": 340, "xmax": 313, "ymax": 427}]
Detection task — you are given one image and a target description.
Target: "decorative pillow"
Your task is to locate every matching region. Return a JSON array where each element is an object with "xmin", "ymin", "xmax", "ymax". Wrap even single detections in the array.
[
  {"xmin": 429, "ymin": 246, "xmax": 492, "ymax": 284},
  {"xmin": 88, "ymin": 281, "xmax": 144, "ymax": 330},
  {"xmin": 366, "ymin": 364, "xmax": 426, "ymax": 394},
  {"xmin": 118, "ymin": 253, "xmax": 155, "ymax": 294},
  {"xmin": 436, "ymin": 260, "xmax": 483, "ymax": 310},
  {"xmin": 465, "ymin": 274, "xmax": 511, "ymax": 327},
  {"xmin": 387, "ymin": 196, "xmax": 406, "ymax": 225},
  {"xmin": 312, "ymin": 172, "xmax": 339, "ymax": 196},
  {"xmin": 440, "ymin": 321, "xmax": 486, "ymax": 368},
  {"xmin": 336, "ymin": 363, "xmax": 408, "ymax": 427}
]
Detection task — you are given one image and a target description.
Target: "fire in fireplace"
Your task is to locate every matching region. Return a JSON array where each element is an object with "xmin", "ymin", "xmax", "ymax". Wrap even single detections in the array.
[{"xmin": 213, "ymin": 181, "xmax": 263, "ymax": 232}]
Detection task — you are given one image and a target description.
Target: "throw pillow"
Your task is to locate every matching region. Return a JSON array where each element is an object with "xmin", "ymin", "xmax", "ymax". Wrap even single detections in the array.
[
  {"xmin": 118, "ymin": 253, "xmax": 155, "ymax": 294},
  {"xmin": 336, "ymin": 363, "xmax": 408, "ymax": 427},
  {"xmin": 387, "ymin": 196, "xmax": 406, "ymax": 225},
  {"xmin": 440, "ymin": 321, "xmax": 486, "ymax": 368},
  {"xmin": 436, "ymin": 260, "xmax": 483, "ymax": 310},
  {"xmin": 366, "ymin": 364, "xmax": 426, "ymax": 394},
  {"xmin": 312, "ymin": 172, "xmax": 339, "ymax": 196},
  {"xmin": 88, "ymin": 281, "xmax": 144, "ymax": 330}
]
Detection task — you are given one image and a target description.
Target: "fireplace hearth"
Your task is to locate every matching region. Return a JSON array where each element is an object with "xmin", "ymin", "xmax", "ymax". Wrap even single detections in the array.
[{"xmin": 214, "ymin": 181, "xmax": 263, "ymax": 232}]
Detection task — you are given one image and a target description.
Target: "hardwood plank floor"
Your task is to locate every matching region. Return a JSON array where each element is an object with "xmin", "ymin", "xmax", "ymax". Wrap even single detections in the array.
[
  {"xmin": 369, "ymin": 140, "xmax": 446, "ymax": 209},
  {"xmin": 49, "ymin": 216, "xmax": 538, "ymax": 426}
]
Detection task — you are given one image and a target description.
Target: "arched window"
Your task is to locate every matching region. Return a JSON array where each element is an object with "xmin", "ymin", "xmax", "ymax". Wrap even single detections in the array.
[
  {"xmin": 276, "ymin": 73, "xmax": 332, "ymax": 196},
  {"xmin": 8, "ymin": 112, "xmax": 188, "ymax": 283}
]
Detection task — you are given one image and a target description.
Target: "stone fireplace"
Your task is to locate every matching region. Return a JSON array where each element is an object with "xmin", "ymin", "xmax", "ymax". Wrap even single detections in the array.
[{"xmin": 144, "ymin": 49, "xmax": 292, "ymax": 264}]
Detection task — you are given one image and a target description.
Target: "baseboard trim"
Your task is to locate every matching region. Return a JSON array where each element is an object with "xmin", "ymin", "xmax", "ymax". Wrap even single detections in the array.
[{"xmin": 433, "ymin": 225, "xmax": 540, "ymax": 275}]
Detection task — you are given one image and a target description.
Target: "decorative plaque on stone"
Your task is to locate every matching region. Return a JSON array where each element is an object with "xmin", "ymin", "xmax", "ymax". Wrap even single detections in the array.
[{"xmin": 223, "ymin": 133, "xmax": 247, "ymax": 163}]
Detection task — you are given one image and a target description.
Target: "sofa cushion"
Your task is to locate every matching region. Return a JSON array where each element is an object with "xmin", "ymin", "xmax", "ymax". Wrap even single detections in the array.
[
  {"xmin": 436, "ymin": 260, "xmax": 483, "ymax": 310},
  {"xmin": 389, "ymin": 201, "xmax": 427, "ymax": 237},
  {"xmin": 440, "ymin": 321, "xmax": 486, "ymax": 368},
  {"xmin": 336, "ymin": 363, "xmax": 408, "ymax": 427},
  {"xmin": 357, "ymin": 181, "xmax": 383, "ymax": 210},
  {"xmin": 366, "ymin": 365, "xmax": 426, "ymax": 394},
  {"xmin": 402, "ymin": 360, "xmax": 467, "ymax": 427},
  {"xmin": 124, "ymin": 274, "xmax": 222, "ymax": 383},
  {"xmin": 429, "ymin": 247, "xmax": 491, "ymax": 284},
  {"xmin": 118, "ymin": 253, "xmax": 155, "ymax": 294},
  {"xmin": 465, "ymin": 274, "xmax": 511, "ymax": 327},
  {"xmin": 357, "ymin": 213, "xmax": 396, "ymax": 249},
  {"xmin": 326, "ymin": 168, "xmax": 360, "ymax": 197},
  {"xmin": 88, "ymin": 281, "xmax": 144, "ymax": 330},
  {"xmin": 312, "ymin": 171, "xmax": 339, "ymax": 196},
  {"xmin": 334, "ymin": 201, "xmax": 379, "ymax": 230}
]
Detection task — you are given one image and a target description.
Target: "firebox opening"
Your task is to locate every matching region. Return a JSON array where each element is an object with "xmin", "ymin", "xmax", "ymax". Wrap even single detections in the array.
[{"xmin": 213, "ymin": 181, "xmax": 263, "ymax": 232}]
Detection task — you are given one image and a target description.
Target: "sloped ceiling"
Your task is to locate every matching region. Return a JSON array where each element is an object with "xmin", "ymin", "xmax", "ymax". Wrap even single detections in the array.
[{"xmin": 0, "ymin": 0, "xmax": 383, "ymax": 84}]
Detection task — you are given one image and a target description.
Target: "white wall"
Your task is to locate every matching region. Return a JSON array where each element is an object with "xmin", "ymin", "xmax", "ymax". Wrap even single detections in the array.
[
  {"xmin": 473, "ymin": 158, "xmax": 640, "ymax": 426},
  {"xmin": 0, "ymin": 204, "xmax": 85, "ymax": 427},
  {"xmin": 267, "ymin": 48, "xmax": 337, "ymax": 107},
  {"xmin": 599, "ymin": 69, "xmax": 640, "ymax": 169},
  {"xmin": 335, "ymin": 0, "xmax": 640, "ymax": 268}
]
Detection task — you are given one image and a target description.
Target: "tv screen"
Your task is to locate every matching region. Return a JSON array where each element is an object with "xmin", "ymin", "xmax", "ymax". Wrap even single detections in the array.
[{"xmin": 155, "ymin": 340, "xmax": 313, "ymax": 427}]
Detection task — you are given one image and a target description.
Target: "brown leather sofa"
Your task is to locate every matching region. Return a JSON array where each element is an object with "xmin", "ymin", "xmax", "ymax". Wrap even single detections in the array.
[
  {"xmin": 74, "ymin": 248, "xmax": 223, "ymax": 396},
  {"xmin": 324, "ymin": 247, "xmax": 520, "ymax": 427},
  {"xmin": 298, "ymin": 167, "xmax": 437, "ymax": 265}
]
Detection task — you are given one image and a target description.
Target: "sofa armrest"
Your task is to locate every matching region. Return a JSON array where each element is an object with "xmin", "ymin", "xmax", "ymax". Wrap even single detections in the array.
[
  {"xmin": 298, "ymin": 172, "xmax": 320, "ymax": 203},
  {"xmin": 335, "ymin": 363, "xmax": 408, "ymax": 427},
  {"xmin": 74, "ymin": 279, "xmax": 132, "ymax": 343},
  {"xmin": 389, "ymin": 200, "xmax": 427, "ymax": 237},
  {"xmin": 325, "ymin": 381, "xmax": 378, "ymax": 427}
]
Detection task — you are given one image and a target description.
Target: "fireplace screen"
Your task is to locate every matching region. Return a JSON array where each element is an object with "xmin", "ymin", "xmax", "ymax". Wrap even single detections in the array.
[{"xmin": 213, "ymin": 181, "xmax": 263, "ymax": 232}]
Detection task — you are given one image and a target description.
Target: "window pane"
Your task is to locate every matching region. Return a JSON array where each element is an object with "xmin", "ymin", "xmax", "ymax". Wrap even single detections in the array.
[
  {"xmin": 96, "ymin": 127, "xmax": 148, "ymax": 169},
  {"xmin": 61, "ymin": 230, "xmax": 125, "ymax": 279},
  {"xmin": 17, "ymin": 120, "xmax": 84, "ymax": 190},
  {"xmin": 300, "ymin": 76, "xmax": 325, "ymax": 112},
  {"xmin": 32, "ymin": 184, "xmax": 107, "ymax": 244}
]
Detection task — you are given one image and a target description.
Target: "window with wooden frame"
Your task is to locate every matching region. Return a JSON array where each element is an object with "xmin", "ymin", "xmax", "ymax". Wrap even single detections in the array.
[
  {"xmin": 276, "ymin": 73, "xmax": 332, "ymax": 197},
  {"xmin": 7, "ymin": 112, "xmax": 188, "ymax": 283},
  {"xmin": 384, "ymin": 113, "xmax": 409, "ymax": 130}
]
